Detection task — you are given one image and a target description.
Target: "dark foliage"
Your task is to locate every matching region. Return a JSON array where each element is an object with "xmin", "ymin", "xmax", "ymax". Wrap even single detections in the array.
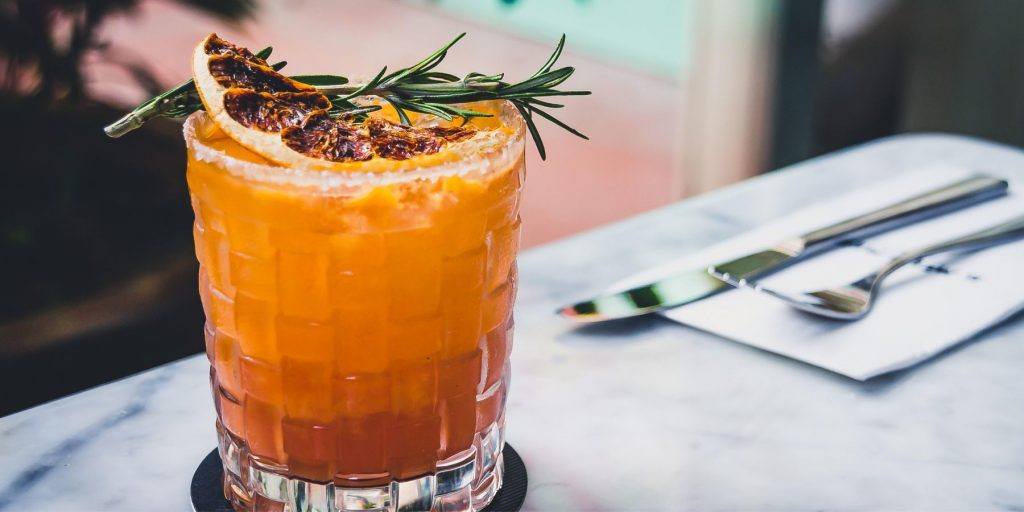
[{"xmin": 0, "ymin": 0, "xmax": 254, "ymax": 104}]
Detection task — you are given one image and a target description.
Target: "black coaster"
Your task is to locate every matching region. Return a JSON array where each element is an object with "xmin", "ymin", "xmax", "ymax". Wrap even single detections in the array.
[{"xmin": 191, "ymin": 444, "xmax": 527, "ymax": 512}]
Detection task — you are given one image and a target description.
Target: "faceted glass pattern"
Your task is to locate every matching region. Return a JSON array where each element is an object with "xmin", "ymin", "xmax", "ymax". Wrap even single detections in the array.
[{"xmin": 185, "ymin": 111, "xmax": 523, "ymax": 512}]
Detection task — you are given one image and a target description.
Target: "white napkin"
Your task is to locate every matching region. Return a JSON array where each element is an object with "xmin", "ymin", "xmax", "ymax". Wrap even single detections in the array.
[{"xmin": 611, "ymin": 166, "xmax": 1024, "ymax": 380}]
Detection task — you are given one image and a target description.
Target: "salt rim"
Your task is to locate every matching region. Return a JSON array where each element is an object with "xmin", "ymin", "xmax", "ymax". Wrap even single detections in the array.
[{"xmin": 183, "ymin": 100, "xmax": 525, "ymax": 194}]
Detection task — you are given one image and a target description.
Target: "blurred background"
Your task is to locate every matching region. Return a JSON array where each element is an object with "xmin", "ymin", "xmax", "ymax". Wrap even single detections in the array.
[{"xmin": 2, "ymin": 0, "xmax": 1023, "ymax": 414}]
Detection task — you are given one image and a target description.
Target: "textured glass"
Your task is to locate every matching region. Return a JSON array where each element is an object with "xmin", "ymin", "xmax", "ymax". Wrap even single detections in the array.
[
  {"xmin": 185, "ymin": 106, "xmax": 524, "ymax": 512},
  {"xmin": 216, "ymin": 422, "xmax": 504, "ymax": 512}
]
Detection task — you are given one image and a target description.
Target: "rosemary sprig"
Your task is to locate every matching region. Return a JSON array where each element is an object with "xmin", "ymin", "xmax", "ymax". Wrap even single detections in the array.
[
  {"xmin": 104, "ymin": 46, "xmax": 279, "ymax": 137},
  {"xmin": 103, "ymin": 34, "xmax": 590, "ymax": 159}
]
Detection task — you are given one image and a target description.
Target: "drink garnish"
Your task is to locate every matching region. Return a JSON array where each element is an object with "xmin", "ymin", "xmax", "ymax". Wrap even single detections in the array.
[
  {"xmin": 192, "ymin": 33, "xmax": 382, "ymax": 166},
  {"xmin": 105, "ymin": 32, "xmax": 589, "ymax": 161},
  {"xmin": 365, "ymin": 118, "xmax": 475, "ymax": 160},
  {"xmin": 222, "ymin": 90, "xmax": 330, "ymax": 132},
  {"xmin": 279, "ymin": 110, "xmax": 373, "ymax": 162}
]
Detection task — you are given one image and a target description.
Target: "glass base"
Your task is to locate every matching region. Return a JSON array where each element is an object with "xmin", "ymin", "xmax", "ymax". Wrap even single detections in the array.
[{"xmin": 216, "ymin": 420, "xmax": 505, "ymax": 512}]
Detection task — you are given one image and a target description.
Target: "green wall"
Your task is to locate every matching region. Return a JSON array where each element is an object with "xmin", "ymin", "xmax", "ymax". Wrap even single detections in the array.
[{"xmin": 406, "ymin": 0, "xmax": 692, "ymax": 78}]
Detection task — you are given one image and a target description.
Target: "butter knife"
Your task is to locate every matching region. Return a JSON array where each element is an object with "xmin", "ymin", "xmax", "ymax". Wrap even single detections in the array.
[{"xmin": 559, "ymin": 175, "xmax": 1008, "ymax": 322}]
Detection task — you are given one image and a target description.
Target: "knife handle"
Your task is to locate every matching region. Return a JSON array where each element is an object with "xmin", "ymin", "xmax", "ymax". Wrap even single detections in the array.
[{"xmin": 798, "ymin": 175, "xmax": 1008, "ymax": 254}]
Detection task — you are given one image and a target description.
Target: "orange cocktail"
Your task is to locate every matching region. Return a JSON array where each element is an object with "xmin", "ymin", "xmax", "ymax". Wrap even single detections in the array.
[{"xmin": 186, "ymin": 101, "xmax": 523, "ymax": 511}]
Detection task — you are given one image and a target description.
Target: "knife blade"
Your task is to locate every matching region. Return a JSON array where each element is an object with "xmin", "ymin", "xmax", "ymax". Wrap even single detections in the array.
[{"xmin": 559, "ymin": 175, "xmax": 1008, "ymax": 322}]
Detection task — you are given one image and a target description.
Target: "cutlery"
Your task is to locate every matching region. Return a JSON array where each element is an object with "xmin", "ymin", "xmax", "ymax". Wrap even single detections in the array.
[
  {"xmin": 712, "ymin": 215, "xmax": 1024, "ymax": 320},
  {"xmin": 559, "ymin": 175, "xmax": 1008, "ymax": 322}
]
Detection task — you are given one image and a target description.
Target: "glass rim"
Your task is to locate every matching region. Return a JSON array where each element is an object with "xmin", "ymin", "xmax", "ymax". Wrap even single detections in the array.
[{"xmin": 183, "ymin": 100, "xmax": 525, "ymax": 192}]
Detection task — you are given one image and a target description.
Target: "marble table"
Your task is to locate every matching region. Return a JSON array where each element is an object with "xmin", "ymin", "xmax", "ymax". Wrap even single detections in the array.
[{"xmin": 2, "ymin": 134, "xmax": 1023, "ymax": 511}]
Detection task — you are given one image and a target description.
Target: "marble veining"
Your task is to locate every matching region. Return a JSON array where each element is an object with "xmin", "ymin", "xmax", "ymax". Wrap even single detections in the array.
[
  {"xmin": 0, "ymin": 368, "xmax": 173, "ymax": 509},
  {"xmin": 2, "ymin": 134, "xmax": 1024, "ymax": 511}
]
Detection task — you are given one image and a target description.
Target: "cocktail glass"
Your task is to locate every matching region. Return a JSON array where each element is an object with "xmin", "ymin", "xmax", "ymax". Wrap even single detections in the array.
[{"xmin": 184, "ymin": 102, "xmax": 524, "ymax": 512}]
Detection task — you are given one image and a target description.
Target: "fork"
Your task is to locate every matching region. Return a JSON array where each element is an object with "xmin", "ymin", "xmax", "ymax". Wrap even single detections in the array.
[{"xmin": 712, "ymin": 215, "xmax": 1024, "ymax": 320}]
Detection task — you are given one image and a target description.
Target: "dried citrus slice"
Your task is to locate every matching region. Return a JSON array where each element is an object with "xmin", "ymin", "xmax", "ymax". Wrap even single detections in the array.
[
  {"xmin": 280, "ymin": 110, "xmax": 372, "ymax": 162},
  {"xmin": 192, "ymin": 33, "xmax": 342, "ymax": 168},
  {"xmin": 365, "ymin": 118, "xmax": 475, "ymax": 159},
  {"xmin": 192, "ymin": 33, "xmax": 479, "ymax": 170}
]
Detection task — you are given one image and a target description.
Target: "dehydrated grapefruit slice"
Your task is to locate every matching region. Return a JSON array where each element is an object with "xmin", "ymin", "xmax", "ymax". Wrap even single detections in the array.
[
  {"xmin": 280, "ymin": 110, "xmax": 373, "ymax": 162},
  {"xmin": 222, "ymin": 89, "xmax": 330, "ymax": 132},
  {"xmin": 365, "ymin": 118, "xmax": 475, "ymax": 159},
  {"xmin": 192, "ymin": 33, "xmax": 342, "ymax": 168},
  {"xmin": 192, "ymin": 33, "xmax": 479, "ymax": 170}
]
